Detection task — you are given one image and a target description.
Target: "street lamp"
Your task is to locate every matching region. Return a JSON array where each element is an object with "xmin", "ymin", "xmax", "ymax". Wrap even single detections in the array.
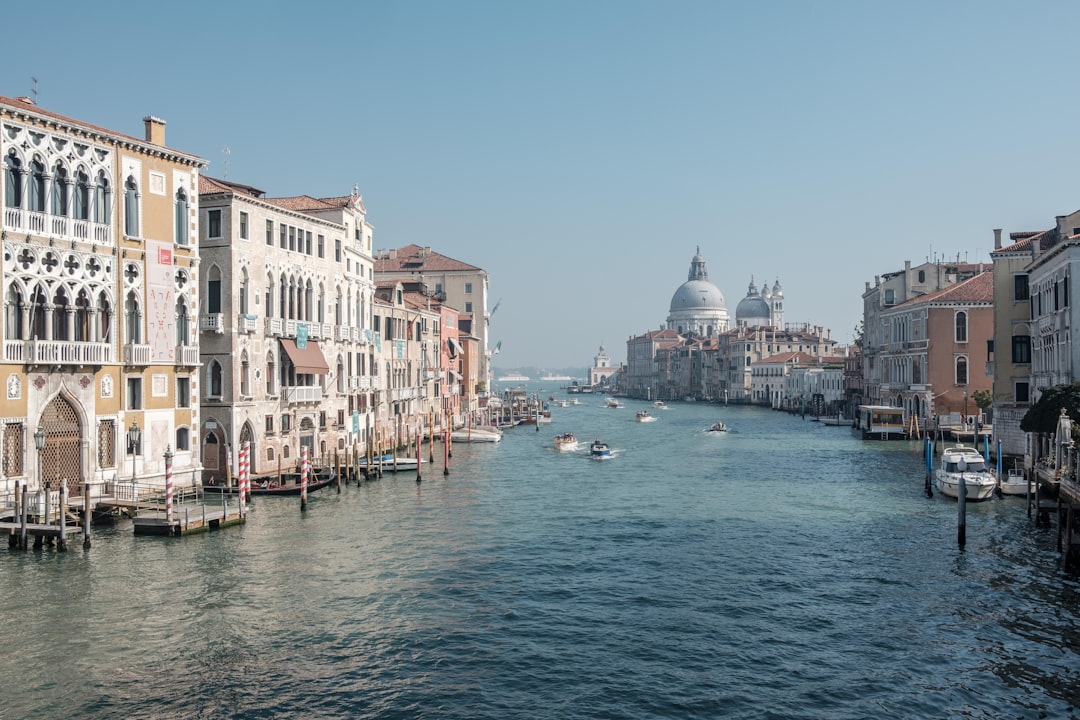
[
  {"xmin": 34, "ymin": 423, "xmax": 46, "ymax": 490},
  {"xmin": 127, "ymin": 420, "xmax": 141, "ymax": 497}
]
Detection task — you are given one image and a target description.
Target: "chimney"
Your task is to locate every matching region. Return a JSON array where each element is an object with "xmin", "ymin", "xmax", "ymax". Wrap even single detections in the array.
[
  {"xmin": 994, "ymin": 228, "xmax": 1002, "ymax": 250},
  {"xmin": 389, "ymin": 249, "xmax": 398, "ymax": 260},
  {"xmin": 143, "ymin": 116, "xmax": 166, "ymax": 146}
]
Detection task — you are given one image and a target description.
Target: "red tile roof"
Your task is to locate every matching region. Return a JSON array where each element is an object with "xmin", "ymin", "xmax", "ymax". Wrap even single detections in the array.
[
  {"xmin": 374, "ymin": 244, "xmax": 481, "ymax": 273},
  {"xmin": 758, "ymin": 351, "xmax": 818, "ymax": 364},
  {"xmin": 897, "ymin": 271, "xmax": 993, "ymax": 306},
  {"xmin": 199, "ymin": 175, "xmax": 265, "ymax": 198}
]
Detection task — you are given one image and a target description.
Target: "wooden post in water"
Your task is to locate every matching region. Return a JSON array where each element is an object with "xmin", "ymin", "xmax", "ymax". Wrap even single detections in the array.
[
  {"xmin": 19, "ymin": 485, "xmax": 28, "ymax": 550},
  {"xmin": 82, "ymin": 480, "xmax": 91, "ymax": 548},
  {"xmin": 957, "ymin": 472, "xmax": 967, "ymax": 547},
  {"xmin": 925, "ymin": 437, "xmax": 934, "ymax": 498},
  {"xmin": 416, "ymin": 422, "xmax": 423, "ymax": 484},
  {"xmin": 429, "ymin": 407, "xmax": 435, "ymax": 462},
  {"xmin": 443, "ymin": 411, "xmax": 450, "ymax": 476},
  {"xmin": 58, "ymin": 482, "xmax": 67, "ymax": 552},
  {"xmin": 300, "ymin": 445, "xmax": 309, "ymax": 513}
]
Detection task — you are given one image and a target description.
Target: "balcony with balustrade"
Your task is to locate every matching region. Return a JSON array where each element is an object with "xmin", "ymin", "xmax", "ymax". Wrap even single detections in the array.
[
  {"xmin": 200, "ymin": 313, "xmax": 225, "ymax": 334},
  {"xmin": 5, "ymin": 338, "xmax": 113, "ymax": 366},
  {"xmin": 283, "ymin": 385, "xmax": 323, "ymax": 404},
  {"xmin": 3, "ymin": 207, "xmax": 112, "ymax": 247},
  {"xmin": 238, "ymin": 314, "xmax": 257, "ymax": 334},
  {"xmin": 176, "ymin": 345, "xmax": 200, "ymax": 366},
  {"xmin": 123, "ymin": 343, "xmax": 152, "ymax": 366}
]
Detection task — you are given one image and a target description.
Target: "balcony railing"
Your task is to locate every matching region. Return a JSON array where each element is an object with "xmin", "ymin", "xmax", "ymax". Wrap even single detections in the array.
[
  {"xmin": 3, "ymin": 207, "xmax": 111, "ymax": 246},
  {"xmin": 25, "ymin": 340, "xmax": 112, "ymax": 365},
  {"xmin": 238, "ymin": 314, "xmax": 257, "ymax": 334},
  {"xmin": 265, "ymin": 317, "xmax": 284, "ymax": 336},
  {"xmin": 200, "ymin": 313, "xmax": 225, "ymax": 334},
  {"xmin": 124, "ymin": 343, "xmax": 152, "ymax": 365},
  {"xmin": 283, "ymin": 385, "xmax": 323, "ymax": 404},
  {"xmin": 176, "ymin": 345, "xmax": 200, "ymax": 366}
]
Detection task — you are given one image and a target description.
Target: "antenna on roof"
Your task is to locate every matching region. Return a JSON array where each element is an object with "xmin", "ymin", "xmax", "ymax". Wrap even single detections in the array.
[
  {"xmin": 222, "ymin": 146, "xmax": 231, "ymax": 180},
  {"xmin": 353, "ymin": 182, "xmax": 360, "ymax": 196},
  {"xmin": 30, "ymin": 76, "xmax": 38, "ymax": 103}
]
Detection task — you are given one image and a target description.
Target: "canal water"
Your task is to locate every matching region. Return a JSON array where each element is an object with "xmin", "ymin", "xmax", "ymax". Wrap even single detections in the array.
[{"xmin": 2, "ymin": 392, "xmax": 1078, "ymax": 719}]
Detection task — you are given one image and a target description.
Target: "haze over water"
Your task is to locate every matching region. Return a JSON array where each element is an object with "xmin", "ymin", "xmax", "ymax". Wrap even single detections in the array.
[{"xmin": 2, "ymin": 389, "xmax": 1078, "ymax": 719}]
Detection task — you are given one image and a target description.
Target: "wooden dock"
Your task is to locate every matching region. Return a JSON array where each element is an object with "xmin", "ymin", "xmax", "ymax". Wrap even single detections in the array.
[{"xmin": 131, "ymin": 503, "xmax": 246, "ymax": 536}]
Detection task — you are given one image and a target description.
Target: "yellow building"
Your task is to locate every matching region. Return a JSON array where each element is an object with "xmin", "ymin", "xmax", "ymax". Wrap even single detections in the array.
[{"xmin": 1, "ymin": 96, "xmax": 205, "ymax": 503}]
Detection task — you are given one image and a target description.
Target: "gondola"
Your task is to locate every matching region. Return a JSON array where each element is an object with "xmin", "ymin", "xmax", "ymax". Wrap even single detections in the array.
[{"xmin": 202, "ymin": 472, "xmax": 335, "ymax": 496}]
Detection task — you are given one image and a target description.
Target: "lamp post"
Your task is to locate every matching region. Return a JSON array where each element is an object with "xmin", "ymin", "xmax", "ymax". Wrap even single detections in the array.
[
  {"xmin": 34, "ymin": 425, "xmax": 46, "ymax": 520},
  {"xmin": 127, "ymin": 420, "xmax": 140, "ymax": 499}
]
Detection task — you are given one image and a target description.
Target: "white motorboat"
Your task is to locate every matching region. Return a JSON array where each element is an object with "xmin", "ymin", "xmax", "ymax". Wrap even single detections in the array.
[
  {"xmin": 636, "ymin": 410, "xmax": 657, "ymax": 423},
  {"xmin": 449, "ymin": 428, "xmax": 502, "ymax": 443},
  {"xmin": 707, "ymin": 422, "xmax": 728, "ymax": 433},
  {"xmin": 998, "ymin": 468, "xmax": 1034, "ymax": 496},
  {"xmin": 934, "ymin": 446, "xmax": 997, "ymax": 501},
  {"xmin": 653, "ymin": 401, "xmax": 669, "ymax": 410},
  {"xmin": 553, "ymin": 433, "xmax": 579, "ymax": 452},
  {"xmin": 590, "ymin": 439, "xmax": 613, "ymax": 459},
  {"xmin": 605, "ymin": 397, "xmax": 622, "ymax": 408}
]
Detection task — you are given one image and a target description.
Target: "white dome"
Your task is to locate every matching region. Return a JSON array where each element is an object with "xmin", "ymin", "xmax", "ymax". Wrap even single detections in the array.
[{"xmin": 669, "ymin": 279, "xmax": 727, "ymax": 312}]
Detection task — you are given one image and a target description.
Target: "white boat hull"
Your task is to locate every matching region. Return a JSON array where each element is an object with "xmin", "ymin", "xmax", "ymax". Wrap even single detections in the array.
[
  {"xmin": 554, "ymin": 441, "xmax": 579, "ymax": 453},
  {"xmin": 999, "ymin": 472, "xmax": 1034, "ymax": 496},
  {"xmin": 450, "ymin": 429, "xmax": 502, "ymax": 443},
  {"xmin": 934, "ymin": 472, "xmax": 997, "ymax": 501}
]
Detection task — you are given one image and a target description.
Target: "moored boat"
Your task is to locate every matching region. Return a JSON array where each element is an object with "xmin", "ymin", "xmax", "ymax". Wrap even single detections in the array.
[
  {"xmin": 934, "ymin": 446, "xmax": 997, "ymax": 501},
  {"xmin": 999, "ymin": 468, "xmax": 1034, "ymax": 496},
  {"xmin": 204, "ymin": 473, "xmax": 335, "ymax": 496},
  {"xmin": 450, "ymin": 427, "xmax": 502, "ymax": 443},
  {"xmin": 553, "ymin": 433, "xmax": 579, "ymax": 452},
  {"xmin": 589, "ymin": 439, "xmax": 613, "ymax": 459}
]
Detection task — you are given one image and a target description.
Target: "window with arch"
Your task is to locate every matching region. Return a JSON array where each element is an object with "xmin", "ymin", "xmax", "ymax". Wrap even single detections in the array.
[
  {"xmin": 51, "ymin": 286, "xmax": 70, "ymax": 341},
  {"xmin": 337, "ymin": 356, "xmax": 345, "ymax": 393},
  {"xmin": 918, "ymin": 270, "xmax": 926, "ymax": 283},
  {"xmin": 955, "ymin": 356, "xmax": 968, "ymax": 385},
  {"xmin": 176, "ymin": 297, "xmax": 189, "ymax": 346},
  {"xmin": 175, "ymin": 188, "xmax": 188, "ymax": 245},
  {"xmin": 124, "ymin": 175, "xmax": 139, "ymax": 236},
  {"xmin": 98, "ymin": 292, "xmax": 112, "ymax": 343},
  {"xmin": 5, "ymin": 286, "xmax": 23, "ymax": 340},
  {"xmin": 266, "ymin": 447, "xmax": 275, "ymax": 462},
  {"xmin": 265, "ymin": 272, "xmax": 274, "ymax": 316},
  {"xmin": 209, "ymin": 360, "xmax": 223, "ymax": 397},
  {"xmin": 74, "ymin": 171, "xmax": 90, "ymax": 220},
  {"xmin": 176, "ymin": 427, "xmax": 190, "ymax": 451},
  {"xmin": 94, "ymin": 171, "xmax": 110, "ymax": 224},
  {"xmin": 266, "ymin": 351, "xmax": 276, "ymax": 395},
  {"xmin": 955, "ymin": 311, "xmax": 968, "ymax": 343},
  {"xmin": 4, "ymin": 153, "xmax": 22, "ymax": 208},
  {"xmin": 239, "ymin": 270, "xmax": 249, "ymax": 315},
  {"xmin": 207, "ymin": 266, "xmax": 222, "ymax": 314},
  {"xmin": 125, "ymin": 291, "xmax": 141, "ymax": 344},
  {"xmin": 51, "ymin": 163, "xmax": 69, "ymax": 216},
  {"xmin": 75, "ymin": 289, "xmax": 91, "ymax": 342},
  {"xmin": 30, "ymin": 160, "xmax": 46, "ymax": 212},
  {"xmin": 240, "ymin": 352, "xmax": 250, "ymax": 396}
]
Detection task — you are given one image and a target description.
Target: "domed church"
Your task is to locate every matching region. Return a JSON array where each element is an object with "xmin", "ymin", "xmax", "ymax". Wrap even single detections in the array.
[
  {"xmin": 666, "ymin": 249, "xmax": 730, "ymax": 337},
  {"xmin": 734, "ymin": 277, "xmax": 784, "ymax": 328}
]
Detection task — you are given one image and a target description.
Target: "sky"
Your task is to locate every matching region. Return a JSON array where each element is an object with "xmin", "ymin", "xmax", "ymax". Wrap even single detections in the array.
[{"xmin": 5, "ymin": 1, "xmax": 1080, "ymax": 370}]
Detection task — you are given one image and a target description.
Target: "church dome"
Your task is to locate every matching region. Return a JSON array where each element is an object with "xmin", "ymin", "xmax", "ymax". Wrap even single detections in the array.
[
  {"xmin": 735, "ymin": 277, "xmax": 771, "ymax": 324},
  {"xmin": 669, "ymin": 279, "xmax": 727, "ymax": 312}
]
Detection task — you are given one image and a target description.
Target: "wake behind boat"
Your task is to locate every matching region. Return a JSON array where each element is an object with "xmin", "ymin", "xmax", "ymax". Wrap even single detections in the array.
[
  {"xmin": 934, "ymin": 446, "xmax": 997, "ymax": 501},
  {"xmin": 553, "ymin": 433, "xmax": 580, "ymax": 452}
]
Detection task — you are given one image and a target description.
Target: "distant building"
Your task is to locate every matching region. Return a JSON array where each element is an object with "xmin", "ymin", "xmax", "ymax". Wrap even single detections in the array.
[
  {"xmin": 666, "ymin": 249, "xmax": 729, "ymax": 336},
  {"xmin": 590, "ymin": 344, "xmax": 618, "ymax": 387}
]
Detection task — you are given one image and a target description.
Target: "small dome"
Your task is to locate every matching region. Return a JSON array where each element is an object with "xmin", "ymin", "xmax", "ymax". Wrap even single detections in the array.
[
  {"xmin": 772, "ymin": 279, "xmax": 783, "ymax": 296},
  {"xmin": 670, "ymin": 279, "xmax": 727, "ymax": 312},
  {"xmin": 736, "ymin": 294, "xmax": 771, "ymax": 321}
]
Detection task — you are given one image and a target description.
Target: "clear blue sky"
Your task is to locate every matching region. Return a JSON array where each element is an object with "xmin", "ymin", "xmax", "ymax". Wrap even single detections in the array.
[{"xmin": 6, "ymin": 1, "xmax": 1079, "ymax": 369}]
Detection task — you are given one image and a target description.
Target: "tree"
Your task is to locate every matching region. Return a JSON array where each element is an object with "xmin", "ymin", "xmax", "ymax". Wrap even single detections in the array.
[
  {"xmin": 853, "ymin": 321, "xmax": 864, "ymax": 349},
  {"xmin": 1019, "ymin": 383, "xmax": 1080, "ymax": 434},
  {"xmin": 972, "ymin": 389, "xmax": 992, "ymax": 412}
]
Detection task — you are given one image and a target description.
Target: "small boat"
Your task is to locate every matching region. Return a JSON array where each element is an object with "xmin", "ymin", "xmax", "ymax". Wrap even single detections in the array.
[
  {"xmin": 570, "ymin": 398, "xmax": 581, "ymax": 405},
  {"xmin": 204, "ymin": 473, "xmax": 335, "ymax": 496},
  {"xmin": 934, "ymin": 446, "xmax": 997, "ymax": 501},
  {"xmin": 605, "ymin": 397, "xmax": 622, "ymax": 408},
  {"xmin": 358, "ymin": 454, "xmax": 420, "ymax": 472},
  {"xmin": 553, "ymin": 433, "xmax": 579, "ymax": 452},
  {"xmin": 653, "ymin": 401, "xmax": 669, "ymax": 410},
  {"xmin": 450, "ymin": 428, "xmax": 502, "ymax": 443},
  {"xmin": 707, "ymin": 422, "xmax": 728, "ymax": 433},
  {"xmin": 590, "ymin": 439, "xmax": 613, "ymax": 459},
  {"xmin": 636, "ymin": 410, "xmax": 657, "ymax": 423},
  {"xmin": 998, "ymin": 468, "xmax": 1034, "ymax": 496}
]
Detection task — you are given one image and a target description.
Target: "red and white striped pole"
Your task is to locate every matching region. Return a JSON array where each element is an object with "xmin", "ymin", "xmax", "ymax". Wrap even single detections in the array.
[
  {"xmin": 240, "ymin": 441, "xmax": 250, "ymax": 512},
  {"xmin": 300, "ymin": 445, "xmax": 309, "ymax": 512},
  {"xmin": 164, "ymin": 446, "xmax": 174, "ymax": 527}
]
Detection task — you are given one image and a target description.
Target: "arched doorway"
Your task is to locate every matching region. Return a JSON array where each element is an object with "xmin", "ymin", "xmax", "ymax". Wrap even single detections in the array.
[
  {"xmin": 299, "ymin": 417, "xmax": 315, "ymax": 464},
  {"xmin": 41, "ymin": 394, "xmax": 84, "ymax": 495}
]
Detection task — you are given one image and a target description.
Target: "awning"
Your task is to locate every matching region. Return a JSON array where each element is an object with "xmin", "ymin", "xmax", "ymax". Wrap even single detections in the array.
[{"xmin": 280, "ymin": 338, "xmax": 329, "ymax": 374}]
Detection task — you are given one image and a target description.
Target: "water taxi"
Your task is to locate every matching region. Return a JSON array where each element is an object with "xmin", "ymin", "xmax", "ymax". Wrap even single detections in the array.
[{"xmin": 553, "ymin": 433, "xmax": 579, "ymax": 452}]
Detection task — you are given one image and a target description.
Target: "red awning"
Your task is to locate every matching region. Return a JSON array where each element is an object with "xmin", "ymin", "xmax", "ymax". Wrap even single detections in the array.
[{"xmin": 280, "ymin": 338, "xmax": 329, "ymax": 374}]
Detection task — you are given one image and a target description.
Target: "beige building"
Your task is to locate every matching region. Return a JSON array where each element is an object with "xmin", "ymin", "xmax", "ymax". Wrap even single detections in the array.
[
  {"xmin": 1, "ymin": 96, "xmax": 205, "ymax": 501},
  {"xmin": 990, "ymin": 229, "xmax": 1037, "ymax": 458},
  {"xmin": 197, "ymin": 176, "xmax": 376, "ymax": 480}
]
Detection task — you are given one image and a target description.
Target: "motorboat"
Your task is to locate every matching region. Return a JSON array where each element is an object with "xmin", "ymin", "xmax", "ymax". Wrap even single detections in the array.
[
  {"xmin": 707, "ymin": 422, "xmax": 728, "ymax": 433},
  {"xmin": 570, "ymin": 398, "xmax": 581, "ymax": 405},
  {"xmin": 636, "ymin": 410, "xmax": 657, "ymax": 423},
  {"xmin": 653, "ymin": 401, "xmax": 669, "ymax": 410},
  {"xmin": 358, "ymin": 454, "xmax": 419, "ymax": 472},
  {"xmin": 934, "ymin": 446, "xmax": 997, "ymax": 501},
  {"xmin": 553, "ymin": 433, "xmax": 579, "ymax": 452},
  {"xmin": 590, "ymin": 439, "xmax": 613, "ymax": 459},
  {"xmin": 998, "ymin": 468, "xmax": 1034, "ymax": 496},
  {"xmin": 605, "ymin": 397, "xmax": 622, "ymax": 408}
]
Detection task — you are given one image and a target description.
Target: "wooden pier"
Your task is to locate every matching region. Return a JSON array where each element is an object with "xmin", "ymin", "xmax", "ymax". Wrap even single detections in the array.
[{"xmin": 131, "ymin": 503, "xmax": 246, "ymax": 536}]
